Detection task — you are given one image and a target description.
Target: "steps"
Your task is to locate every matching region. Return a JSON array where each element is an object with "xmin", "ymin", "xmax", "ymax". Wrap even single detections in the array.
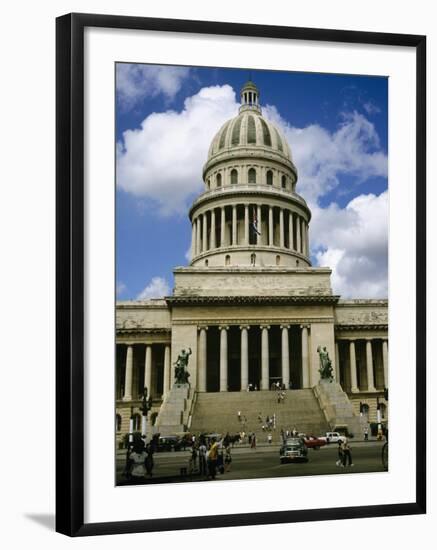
[{"xmin": 190, "ymin": 389, "xmax": 329, "ymax": 441}]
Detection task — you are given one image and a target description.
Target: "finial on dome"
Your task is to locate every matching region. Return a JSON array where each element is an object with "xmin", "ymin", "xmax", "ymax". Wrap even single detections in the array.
[{"xmin": 239, "ymin": 80, "xmax": 261, "ymax": 114}]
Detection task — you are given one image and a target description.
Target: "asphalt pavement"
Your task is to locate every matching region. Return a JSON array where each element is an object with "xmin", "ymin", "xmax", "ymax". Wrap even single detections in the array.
[{"xmin": 116, "ymin": 441, "xmax": 387, "ymax": 485}]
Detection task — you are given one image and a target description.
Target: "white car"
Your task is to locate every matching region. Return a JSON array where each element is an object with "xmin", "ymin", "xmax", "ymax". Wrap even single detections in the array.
[{"xmin": 320, "ymin": 432, "xmax": 347, "ymax": 444}]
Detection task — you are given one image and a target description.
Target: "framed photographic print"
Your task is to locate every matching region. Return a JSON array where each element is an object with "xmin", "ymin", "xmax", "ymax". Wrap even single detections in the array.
[{"xmin": 56, "ymin": 13, "xmax": 426, "ymax": 536}]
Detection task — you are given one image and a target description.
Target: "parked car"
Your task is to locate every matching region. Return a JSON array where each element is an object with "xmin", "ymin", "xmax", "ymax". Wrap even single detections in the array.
[
  {"xmin": 303, "ymin": 435, "xmax": 327, "ymax": 450},
  {"xmin": 279, "ymin": 438, "xmax": 308, "ymax": 463},
  {"xmin": 156, "ymin": 435, "xmax": 187, "ymax": 452},
  {"xmin": 320, "ymin": 431, "xmax": 347, "ymax": 444}
]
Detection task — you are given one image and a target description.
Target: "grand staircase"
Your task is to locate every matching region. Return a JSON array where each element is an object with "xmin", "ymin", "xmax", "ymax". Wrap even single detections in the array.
[{"xmin": 189, "ymin": 389, "xmax": 329, "ymax": 442}]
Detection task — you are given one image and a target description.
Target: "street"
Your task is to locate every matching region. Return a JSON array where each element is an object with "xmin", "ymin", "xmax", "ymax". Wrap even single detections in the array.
[{"xmin": 116, "ymin": 441, "xmax": 387, "ymax": 485}]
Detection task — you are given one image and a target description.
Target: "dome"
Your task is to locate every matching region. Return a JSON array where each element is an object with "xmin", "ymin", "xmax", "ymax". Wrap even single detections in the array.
[
  {"xmin": 203, "ymin": 81, "xmax": 296, "ymax": 180},
  {"xmin": 206, "ymin": 110, "xmax": 292, "ymax": 162},
  {"xmin": 190, "ymin": 81, "xmax": 310, "ymax": 271}
]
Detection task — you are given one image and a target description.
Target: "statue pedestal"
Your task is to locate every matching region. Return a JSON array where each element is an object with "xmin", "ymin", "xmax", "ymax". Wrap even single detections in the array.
[
  {"xmin": 314, "ymin": 380, "xmax": 366, "ymax": 438},
  {"xmin": 155, "ymin": 384, "xmax": 191, "ymax": 436}
]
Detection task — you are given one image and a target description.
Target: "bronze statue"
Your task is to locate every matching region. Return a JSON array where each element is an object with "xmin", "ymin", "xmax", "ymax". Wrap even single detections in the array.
[
  {"xmin": 174, "ymin": 347, "xmax": 192, "ymax": 385},
  {"xmin": 317, "ymin": 345, "xmax": 334, "ymax": 381}
]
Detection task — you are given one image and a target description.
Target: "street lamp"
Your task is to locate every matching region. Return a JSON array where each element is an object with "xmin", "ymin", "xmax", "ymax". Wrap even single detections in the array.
[{"xmin": 140, "ymin": 387, "xmax": 153, "ymax": 441}]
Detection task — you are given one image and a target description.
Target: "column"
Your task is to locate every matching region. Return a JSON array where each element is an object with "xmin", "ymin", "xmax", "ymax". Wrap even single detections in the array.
[
  {"xmin": 268, "ymin": 206, "xmax": 273, "ymax": 246},
  {"xmin": 281, "ymin": 325, "xmax": 290, "ymax": 389},
  {"xmin": 257, "ymin": 204, "xmax": 262, "ymax": 245},
  {"xmin": 279, "ymin": 208, "xmax": 285, "ymax": 248},
  {"xmin": 349, "ymin": 340, "xmax": 359, "ymax": 392},
  {"xmin": 261, "ymin": 325, "xmax": 270, "ymax": 390},
  {"xmin": 244, "ymin": 204, "xmax": 249, "ymax": 245},
  {"xmin": 382, "ymin": 339, "xmax": 388, "ymax": 388},
  {"xmin": 210, "ymin": 209, "xmax": 216, "ymax": 249},
  {"xmin": 196, "ymin": 217, "xmax": 201, "ymax": 256},
  {"xmin": 219, "ymin": 326, "xmax": 229, "ymax": 392},
  {"xmin": 366, "ymin": 339, "xmax": 376, "ymax": 391},
  {"xmin": 301, "ymin": 219, "xmax": 306, "ymax": 255},
  {"xmin": 305, "ymin": 224, "xmax": 310, "ymax": 256},
  {"xmin": 144, "ymin": 345, "xmax": 152, "ymax": 394},
  {"xmin": 335, "ymin": 341, "xmax": 340, "ymax": 382},
  {"xmin": 296, "ymin": 215, "xmax": 301, "ymax": 253},
  {"xmin": 163, "ymin": 345, "xmax": 171, "ymax": 396},
  {"xmin": 191, "ymin": 221, "xmax": 196, "ymax": 259},
  {"xmin": 123, "ymin": 345, "xmax": 133, "ymax": 401},
  {"xmin": 220, "ymin": 207, "xmax": 226, "ymax": 247},
  {"xmin": 240, "ymin": 326, "xmax": 249, "ymax": 390},
  {"xmin": 232, "ymin": 205, "xmax": 237, "ymax": 245},
  {"xmin": 198, "ymin": 327, "xmax": 208, "ymax": 392},
  {"xmin": 301, "ymin": 325, "xmax": 309, "ymax": 388},
  {"xmin": 202, "ymin": 213, "xmax": 208, "ymax": 252},
  {"xmin": 289, "ymin": 211, "xmax": 294, "ymax": 250}
]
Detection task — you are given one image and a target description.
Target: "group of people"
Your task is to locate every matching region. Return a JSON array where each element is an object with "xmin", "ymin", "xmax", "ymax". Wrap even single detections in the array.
[
  {"xmin": 124, "ymin": 434, "xmax": 159, "ymax": 482},
  {"xmin": 336, "ymin": 439, "xmax": 354, "ymax": 467},
  {"xmin": 189, "ymin": 434, "xmax": 233, "ymax": 480}
]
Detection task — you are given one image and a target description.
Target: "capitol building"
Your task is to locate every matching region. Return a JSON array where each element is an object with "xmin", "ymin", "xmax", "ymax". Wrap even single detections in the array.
[{"xmin": 115, "ymin": 81, "xmax": 388, "ymax": 441}]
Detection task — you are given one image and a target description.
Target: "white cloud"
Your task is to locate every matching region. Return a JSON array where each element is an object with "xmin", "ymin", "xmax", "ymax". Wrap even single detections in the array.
[
  {"xmin": 116, "ymin": 281, "xmax": 127, "ymax": 296},
  {"xmin": 310, "ymin": 191, "xmax": 388, "ymax": 298},
  {"xmin": 117, "ymin": 85, "xmax": 239, "ymax": 215},
  {"xmin": 363, "ymin": 101, "xmax": 381, "ymax": 115},
  {"xmin": 116, "ymin": 64, "xmax": 190, "ymax": 110},
  {"xmin": 136, "ymin": 277, "xmax": 171, "ymax": 300},
  {"xmin": 263, "ymin": 106, "xmax": 387, "ymax": 203}
]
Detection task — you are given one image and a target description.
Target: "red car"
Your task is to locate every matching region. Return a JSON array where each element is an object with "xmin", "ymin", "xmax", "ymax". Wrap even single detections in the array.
[{"xmin": 302, "ymin": 435, "xmax": 327, "ymax": 450}]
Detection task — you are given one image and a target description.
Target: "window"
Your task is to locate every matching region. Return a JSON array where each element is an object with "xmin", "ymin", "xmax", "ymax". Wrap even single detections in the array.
[
  {"xmin": 216, "ymin": 173, "xmax": 222, "ymax": 187},
  {"xmin": 266, "ymin": 170, "xmax": 273, "ymax": 185},
  {"xmin": 231, "ymin": 169, "xmax": 238, "ymax": 184},
  {"xmin": 248, "ymin": 168, "xmax": 256, "ymax": 184},
  {"xmin": 281, "ymin": 175, "xmax": 287, "ymax": 189},
  {"xmin": 205, "ymin": 259, "xmax": 209, "ymax": 267},
  {"xmin": 116, "ymin": 414, "xmax": 122, "ymax": 432},
  {"xmin": 225, "ymin": 255, "xmax": 231, "ymax": 266},
  {"xmin": 132, "ymin": 414, "xmax": 141, "ymax": 431}
]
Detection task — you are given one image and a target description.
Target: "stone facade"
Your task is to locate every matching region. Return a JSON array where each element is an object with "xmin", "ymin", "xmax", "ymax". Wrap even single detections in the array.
[{"xmin": 115, "ymin": 82, "xmax": 388, "ymax": 443}]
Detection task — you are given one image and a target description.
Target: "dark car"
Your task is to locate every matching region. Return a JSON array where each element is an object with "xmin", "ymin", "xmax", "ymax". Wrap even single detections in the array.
[
  {"xmin": 279, "ymin": 438, "xmax": 308, "ymax": 463},
  {"xmin": 156, "ymin": 436, "xmax": 186, "ymax": 452}
]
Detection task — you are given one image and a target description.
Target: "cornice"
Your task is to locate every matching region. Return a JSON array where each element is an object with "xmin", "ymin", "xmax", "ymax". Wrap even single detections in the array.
[
  {"xmin": 335, "ymin": 324, "xmax": 388, "ymax": 331},
  {"xmin": 166, "ymin": 295, "xmax": 340, "ymax": 307},
  {"xmin": 188, "ymin": 186, "xmax": 310, "ymax": 220}
]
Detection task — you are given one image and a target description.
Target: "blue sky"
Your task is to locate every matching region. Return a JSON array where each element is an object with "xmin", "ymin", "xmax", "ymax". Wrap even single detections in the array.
[{"xmin": 116, "ymin": 65, "xmax": 388, "ymax": 300}]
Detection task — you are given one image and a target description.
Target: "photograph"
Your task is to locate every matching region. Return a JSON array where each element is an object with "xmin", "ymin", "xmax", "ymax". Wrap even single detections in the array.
[{"xmin": 114, "ymin": 64, "xmax": 389, "ymax": 485}]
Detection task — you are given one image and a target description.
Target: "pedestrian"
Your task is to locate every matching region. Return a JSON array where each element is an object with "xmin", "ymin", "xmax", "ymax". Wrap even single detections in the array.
[
  {"xmin": 251, "ymin": 433, "xmax": 257, "ymax": 449},
  {"xmin": 207, "ymin": 438, "xmax": 219, "ymax": 479},
  {"xmin": 237, "ymin": 410, "xmax": 241, "ymax": 422},
  {"xmin": 267, "ymin": 433, "xmax": 272, "ymax": 444},
  {"xmin": 126, "ymin": 442, "xmax": 147, "ymax": 482},
  {"xmin": 189, "ymin": 445, "xmax": 198, "ymax": 474},
  {"xmin": 341, "ymin": 439, "xmax": 354, "ymax": 467},
  {"xmin": 198, "ymin": 440, "xmax": 207, "ymax": 476},
  {"xmin": 277, "ymin": 391, "xmax": 281, "ymax": 404},
  {"xmin": 224, "ymin": 445, "xmax": 232, "ymax": 472},
  {"xmin": 280, "ymin": 428, "xmax": 285, "ymax": 442},
  {"xmin": 335, "ymin": 440, "xmax": 343, "ymax": 466},
  {"xmin": 364, "ymin": 426, "xmax": 369, "ymax": 441}
]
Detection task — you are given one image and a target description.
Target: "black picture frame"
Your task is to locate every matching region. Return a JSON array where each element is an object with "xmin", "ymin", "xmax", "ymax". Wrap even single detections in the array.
[{"xmin": 56, "ymin": 12, "xmax": 426, "ymax": 537}]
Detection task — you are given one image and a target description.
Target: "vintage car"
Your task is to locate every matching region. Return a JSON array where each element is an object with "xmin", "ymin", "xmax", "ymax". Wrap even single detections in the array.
[
  {"xmin": 303, "ymin": 435, "xmax": 327, "ymax": 450},
  {"xmin": 319, "ymin": 431, "xmax": 347, "ymax": 444},
  {"xmin": 279, "ymin": 438, "xmax": 309, "ymax": 463},
  {"xmin": 155, "ymin": 435, "xmax": 190, "ymax": 452}
]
